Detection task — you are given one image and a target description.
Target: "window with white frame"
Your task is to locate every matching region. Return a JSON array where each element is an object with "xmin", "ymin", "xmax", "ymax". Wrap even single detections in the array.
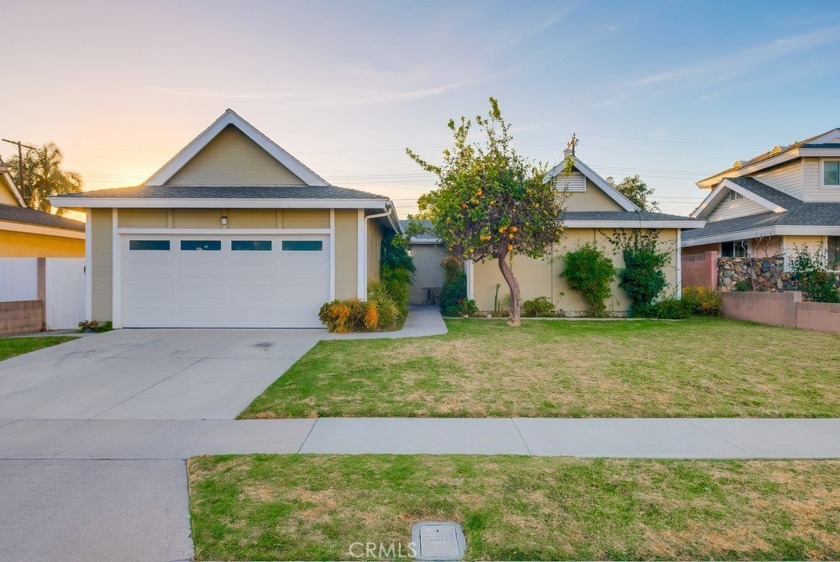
[
  {"xmin": 824, "ymin": 161, "xmax": 840, "ymax": 186},
  {"xmin": 721, "ymin": 240, "xmax": 749, "ymax": 258}
]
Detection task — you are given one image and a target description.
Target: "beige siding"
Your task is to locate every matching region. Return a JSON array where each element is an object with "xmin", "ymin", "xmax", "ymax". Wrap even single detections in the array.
[
  {"xmin": 707, "ymin": 194, "xmax": 768, "ymax": 222},
  {"xmin": 472, "ymin": 228, "xmax": 679, "ymax": 316},
  {"xmin": 164, "ymin": 125, "xmax": 307, "ymax": 186},
  {"xmin": 367, "ymin": 219, "xmax": 383, "ymax": 282},
  {"xmin": 408, "ymin": 244, "xmax": 446, "ymax": 304},
  {"xmin": 0, "ymin": 177, "xmax": 20, "ymax": 206},
  {"xmin": 172, "ymin": 209, "xmax": 223, "ymax": 228},
  {"xmin": 282, "ymin": 209, "xmax": 330, "ymax": 229},
  {"xmin": 754, "ymin": 161, "xmax": 803, "ymax": 199},
  {"xmin": 118, "ymin": 209, "xmax": 169, "ymax": 228},
  {"xmin": 562, "ymin": 179, "xmax": 624, "ymax": 211},
  {"xmin": 91, "ymin": 209, "xmax": 113, "ymax": 321},
  {"xmin": 334, "ymin": 210, "xmax": 358, "ymax": 299},
  {"xmin": 227, "ymin": 209, "xmax": 278, "ymax": 229},
  {"xmin": 803, "ymin": 158, "xmax": 840, "ymax": 202}
]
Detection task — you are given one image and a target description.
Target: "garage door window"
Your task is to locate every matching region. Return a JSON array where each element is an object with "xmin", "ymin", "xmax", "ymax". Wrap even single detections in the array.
[
  {"xmin": 232, "ymin": 240, "xmax": 272, "ymax": 251},
  {"xmin": 282, "ymin": 240, "xmax": 323, "ymax": 251},
  {"xmin": 181, "ymin": 240, "xmax": 221, "ymax": 251},
  {"xmin": 129, "ymin": 240, "xmax": 170, "ymax": 251}
]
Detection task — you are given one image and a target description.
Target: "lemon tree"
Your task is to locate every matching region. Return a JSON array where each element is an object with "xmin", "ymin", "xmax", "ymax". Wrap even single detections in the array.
[{"xmin": 407, "ymin": 98, "xmax": 567, "ymax": 325}]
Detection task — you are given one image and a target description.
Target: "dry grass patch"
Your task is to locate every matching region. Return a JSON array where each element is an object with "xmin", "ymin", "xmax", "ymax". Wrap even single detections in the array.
[
  {"xmin": 188, "ymin": 455, "xmax": 840, "ymax": 561},
  {"xmin": 241, "ymin": 318, "xmax": 840, "ymax": 418}
]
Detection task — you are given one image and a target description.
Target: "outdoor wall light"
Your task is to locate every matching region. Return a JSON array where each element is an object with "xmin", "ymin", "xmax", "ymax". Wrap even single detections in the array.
[{"xmin": 221, "ymin": 215, "xmax": 228, "ymax": 227}]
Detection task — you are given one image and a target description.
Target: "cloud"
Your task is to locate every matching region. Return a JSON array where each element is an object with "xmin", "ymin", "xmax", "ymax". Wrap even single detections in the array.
[
  {"xmin": 149, "ymin": 87, "xmax": 295, "ymax": 100},
  {"xmin": 509, "ymin": 13, "xmax": 564, "ymax": 46},
  {"xmin": 317, "ymin": 81, "xmax": 470, "ymax": 108}
]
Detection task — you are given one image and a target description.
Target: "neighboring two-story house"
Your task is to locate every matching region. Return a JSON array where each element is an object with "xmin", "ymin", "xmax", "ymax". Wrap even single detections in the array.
[{"xmin": 682, "ymin": 128, "xmax": 840, "ymax": 288}]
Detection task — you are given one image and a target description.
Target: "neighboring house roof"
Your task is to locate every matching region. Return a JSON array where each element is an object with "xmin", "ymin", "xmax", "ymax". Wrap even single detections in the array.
[
  {"xmin": 0, "ymin": 204, "xmax": 85, "ymax": 231},
  {"xmin": 696, "ymin": 127, "xmax": 840, "ymax": 188},
  {"xmin": 546, "ymin": 152, "xmax": 639, "ymax": 212},
  {"xmin": 399, "ymin": 219, "xmax": 441, "ymax": 244},
  {"xmin": 683, "ymin": 178, "xmax": 840, "ymax": 245},
  {"xmin": 561, "ymin": 211, "xmax": 703, "ymax": 229}
]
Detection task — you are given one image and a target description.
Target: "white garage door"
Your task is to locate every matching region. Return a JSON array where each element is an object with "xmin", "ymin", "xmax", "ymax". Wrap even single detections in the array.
[{"xmin": 121, "ymin": 235, "xmax": 330, "ymax": 328}]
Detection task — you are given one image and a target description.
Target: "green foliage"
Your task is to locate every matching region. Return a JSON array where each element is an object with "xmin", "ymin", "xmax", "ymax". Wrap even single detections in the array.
[
  {"xmin": 609, "ymin": 230, "xmax": 670, "ymax": 314},
  {"xmin": 606, "ymin": 174, "xmax": 658, "ymax": 211},
  {"xmin": 522, "ymin": 296, "xmax": 556, "ymax": 317},
  {"xmin": 318, "ymin": 298, "xmax": 379, "ymax": 333},
  {"xmin": 458, "ymin": 299, "xmax": 478, "ymax": 317},
  {"xmin": 380, "ymin": 232, "xmax": 415, "ymax": 316},
  {"xmin": 78, "ymin": 320, "xmax": 113, "ymax": 333},
  {"xmin": 634, "ymin": 298, "xmax": 692, "ymax": 319},
  {"xmin": 681, "ymin": 287, "xmax": 722, "ymax": 316},
  {"xmin": 367, "ymin": 282, "xmax": 403, "ymax": 331},
  {"xmin": 789, "ymin": 244, "xmax": 840, "ymax": 303},
  {"xmin": 5, "ymin": 142, "xmax": 82, "ymax": 214},
  {"xmin": 733, "ymin": 279, "xmax": 752, "ymax": 292},
  {"xmin": 562, "ymin": 244, "xmax": 617, "ymax": 317},
  {"xmin": 406, "ymin": 97, "xmax": 567, "ymax": 322},
  {"xmin": 439, "ymin": 257, "xmax": 468, "ymax": 317}
]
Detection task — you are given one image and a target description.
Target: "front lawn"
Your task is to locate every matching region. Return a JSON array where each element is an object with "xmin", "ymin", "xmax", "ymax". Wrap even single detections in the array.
[
  {"xmin": 189, "ymin": 454, "xmax": 840, "ymax": 561},
  {"xmin": 0, "ymin": 335, "xmax": 75, "ymax": 361},
  {"xmin": 241, "ymin": 317, "xmax": 840, "ymax": 418}
]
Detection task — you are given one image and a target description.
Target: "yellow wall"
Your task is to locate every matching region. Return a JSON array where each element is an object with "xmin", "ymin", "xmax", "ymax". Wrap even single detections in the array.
[
  {"xmin": 91, "ymin": 209, "xmax": 113, "ymax": 321},
  {"xmin": 172, "ymin": 209, "xmax": 223, "ymax": 228},
  {"xmin": 472, "ymin": 228, "xmax": 680, "ymax": 316},
  {"xmin": 0, "ymin": 229, "xmax": 84, "ymax": 257},
  {"xmin": 227, "ymin": 209, "xmax": 278, "ymax": 229},
  {"xmin": 118, "ymin": 208, "xmax": 330, "ymax": 229},
  {"xmin": 282, "ymin": 209, "xmax": 329, "ymax": 229},
  {"xmin": 562, "ymin": 179, "xmax": 625, "ymax": 211},
  {"xmin": 334, "ymin": 210, "xmax": 359, "ymax": 299},
  {"xmin": 165, "ymin": 125, "xmax": 307, "ymax": 186},
  {"xmin": 367, "ymin": 219, "xmax": 383, "ymax": 282},
  {"xmin": 119, "ymin": 209, "xmax": 169, "ymax": 228},
  {"xmin": 0, "ymin": 176, "xmax": 20, "ymax": 206}
]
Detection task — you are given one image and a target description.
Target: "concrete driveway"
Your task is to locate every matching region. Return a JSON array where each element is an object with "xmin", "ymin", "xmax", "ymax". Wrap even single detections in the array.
[{"xmin": 0, "ymin": 328, "xmax": 323, "ymax": 420}]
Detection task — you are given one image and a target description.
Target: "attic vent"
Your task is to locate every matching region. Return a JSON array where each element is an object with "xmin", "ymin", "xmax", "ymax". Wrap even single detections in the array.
[
  {"xmin": 555, "ymin": 172, "xmax": 586, "ymax": 192},
  {"xmin": 732, "ymin": 160, "xmax": 743, "ymax": 169},
  {"xmin": 770, "ymin": 145, "xmax": 782, "ymax": 156}
]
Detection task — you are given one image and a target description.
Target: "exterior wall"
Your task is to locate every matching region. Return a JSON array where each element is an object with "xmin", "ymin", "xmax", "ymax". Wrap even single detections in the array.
[
  {"xmin": 0, "ymin": 178, "xmax": 19, "ymax": 205},
  {"xmin": 0, "ymin": 300, "xmax": 44, "ymax": 335},
  {"xmin": 803, "ymin": 158, "xmax": 840, "ymax": 202},
  {"xmin": 682, "ymin": 251, "xmax": 717, "ymax": 288},
  {"xmin": 408, "ymin": 244, "xmax": 446, "ymax": 305},
  {"xmin": 282, "ymin": 209, "xmax": 329, "ymax": 229},
  {"xmin": 90, "ymin": 209, "xmax": 113, "ymax": 321},
  {"xmin": 164, "ymin": 125, "xmax": 306, "ymax": 186},
  {"xmin": 366, "ymin": 219, "xmax": 383, "ymax": 282},
  {"xmin": 118, "ymin": 208, "xmax": 330, "ymax": 229},
  {"xmin": 172, "ymin": 209, "xmax": 223, "ymax": 228},
  {"xmin": 0, "ymin": 229, "xmax": 84, "ymax": 257},
  {"xmin": 707, "ymin": 195, "xmax": 768, "ymax": 222},
  {"xmin": 682, "ymin": 242, "xmax": 718, "ymax": 256},
  {"xmin": 227, "ymin": 209, "xmax": 278, "ymax": 229},
  {"xmin": 334, "ymin": 209, "xmax": 359, "ymax": 299},
  {"xmin": 118, "ymin": 209, "xmax": 169, "ymax": 228},
  {"xmin": 783, "ymin": 235, "xmax": 826, "ymax": 266},
  {"xmin": 472, "ymin": 228, "xmax": 679, "ymax": 316},
  {"xmin": 754, "ymin": 161, "xmax": 803, "ymax": 199},
  {"xmin": 722, "ymin": 291, "xmax": 840, "ymax": 334},
  {"xmin": 562, "ymin": 179, "xmax": 625, "ymax": 211},
  {"xmin": 718, "ymin": 256, "xmax": 788, "ymax": 292}
]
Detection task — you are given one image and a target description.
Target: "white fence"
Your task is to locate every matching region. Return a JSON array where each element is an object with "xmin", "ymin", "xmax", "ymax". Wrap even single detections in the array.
[{"xmin": 0, "ymin": 257, "xmax": 86, "ymax": 330}]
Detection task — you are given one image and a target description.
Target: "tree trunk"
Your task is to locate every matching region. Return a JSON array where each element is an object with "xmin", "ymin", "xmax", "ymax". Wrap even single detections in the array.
[{"xmin": 498, "ymin": 249, "xmax": 522, "ymax": 326}]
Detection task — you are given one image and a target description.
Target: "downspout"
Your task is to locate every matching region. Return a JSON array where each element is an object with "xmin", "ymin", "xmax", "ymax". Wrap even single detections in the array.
[{"xmin": 362, "ymin": 203, "xmax": 394, "ymax": 300}]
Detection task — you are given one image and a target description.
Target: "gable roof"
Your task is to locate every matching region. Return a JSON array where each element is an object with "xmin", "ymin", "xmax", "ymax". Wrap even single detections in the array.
[
  {"xmin": 145, "ymin": 109, "xmax": 328, "ymax": 187},
  {"xmin": 697, "ymin": 127, "xmax": 840, "ymax": 188},
  {"xmin": 545, "ymin": 153, "xmax": 638, "ymax": 212},
  {"xmin": 0, "ymin": 203, "xmax": 85, "ymax": 231},
  {"xmin": 692, "ymin": 177, "xmax": 796, "ymax": 220}
]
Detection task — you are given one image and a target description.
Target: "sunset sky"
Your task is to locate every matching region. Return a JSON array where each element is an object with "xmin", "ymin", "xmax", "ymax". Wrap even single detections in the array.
[{"xmin": 2, "ymin": 0, "xmax": 839, "ymax": 217}]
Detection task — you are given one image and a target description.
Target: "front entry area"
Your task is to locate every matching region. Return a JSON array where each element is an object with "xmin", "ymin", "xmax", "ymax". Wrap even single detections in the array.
[{"xmin": 120, "ymin": 234, "xmax": 330, "ymax": 328}]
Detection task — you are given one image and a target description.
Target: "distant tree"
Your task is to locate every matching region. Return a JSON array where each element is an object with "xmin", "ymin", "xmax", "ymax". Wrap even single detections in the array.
[
  {"xmin": 606, "ymin": 174, "xmax": 658, "ymax": 211},
  {"xmin": 406, "ymin": 97, "xmax": 567, "ymax": 326},
  {"xmin": 5, "ymin": 142, "xmax": 82, "ymax": 214}
]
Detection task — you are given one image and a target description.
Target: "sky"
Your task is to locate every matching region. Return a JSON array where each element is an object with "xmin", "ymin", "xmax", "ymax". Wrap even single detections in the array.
[{"xmin": 2, "ymin": 0, "xmax": 839, "ymax": 218}]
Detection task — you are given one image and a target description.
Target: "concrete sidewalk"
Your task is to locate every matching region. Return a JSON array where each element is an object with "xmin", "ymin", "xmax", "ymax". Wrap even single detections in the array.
[{"xmin": 1, "ymin": 417, "xmax": 838, "ymax": 460}]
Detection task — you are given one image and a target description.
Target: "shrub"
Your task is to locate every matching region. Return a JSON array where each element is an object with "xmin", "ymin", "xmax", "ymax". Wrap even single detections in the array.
[
  {"xmin": 789, "ymin": 244, "xmax": 840, "ymax": 303},
  {"xmin": 522, "ymin": 296, "xmax": 556, "ymax": 317},
  {"xmin": 380, "ymin": 232, "xmax": 415, "ymax": 316},
  {"xmin": 78, "ymin": 320, "xmax": 113, "ymax": 333},
  {"xmin": 635, "ymin": 298, "xmax": 692, "ymax": 319},
  {"xmin": 733, "ymin": 279, "xmax": 751, "ymax": 292},
  {"xmin": 318, "ymin": 298, "xmax": 378, "ymax": 333},
  {"xmin": 609, "ymin": 230, "xmax": 670, "ymax": 314},
  {"xmin": 562, "ymin": 244, "xmax": 617, "ymax": 317},
  {"xmin": 458, "ymin": 298, "xmax": 478, "ymax": 317},
  {"xmin": 439, "ymin": 257, "xmax": 467, "ymax": 316},
  {"xmin": 681, "ymin": 287, "xmax": 722, "ymax": 316},
  {"xmin": 368, "ymin": 282, "xmax": 402, "ymax": 330}
]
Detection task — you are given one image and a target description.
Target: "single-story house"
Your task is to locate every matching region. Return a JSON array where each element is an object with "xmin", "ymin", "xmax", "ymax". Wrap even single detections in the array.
[
  {"xmin": 466, "ymin": 150, "xmax": 705, "ymax": 316},
  {"xmin": 399, "ymin": 219, "xmax": 446, "ymax": 305},
  {"xmin": 0, "ymin": 158, "xmax": 85, "ymax": 257},
  {"xmin": 682, "ymin": 128, "xmax": 840, "ymax": 288},
  {"xmin": 51, "ymin": 109, "xmax": 400, "ymax": 328}
]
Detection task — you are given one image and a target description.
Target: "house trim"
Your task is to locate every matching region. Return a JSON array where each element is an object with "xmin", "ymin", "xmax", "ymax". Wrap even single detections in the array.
[
  {"xmin": 116, "ymin": 228, "xmax": 331, "ymax": 235},
  {"xmin": 112, "ymin": 209, "xmax": 121, "ymax": 329},
  {"xmin": 0, "ymin": 220, "xmax": 86, "ymax": 239},
  {"xmin": 357, "ymin": 209, "xmax": 365, "ymax": 299},
  {"xmin": 329, "ymin": 209, "xmax": 336, "ymax": 300},
  {"xmin": 144, "ymin": 109, "xmax": 329, "ymax": 187},
  {"xmin": 819, "ymin": 158, "xmax": 840, "ymax": 190},
  {"xmin": 84, "ymin": 209, "xmax": 92, "ymax": 320},
  {"xmin": 564, "ymin": 219, "xmax": 703, "ymax": 229},
  {"xmin": 1, "ymin": 170, "xmax": 27, "ymax": 206},
  {"xmin": 682, "ymin": 225, "xmax": 840, "ymax": 247}
]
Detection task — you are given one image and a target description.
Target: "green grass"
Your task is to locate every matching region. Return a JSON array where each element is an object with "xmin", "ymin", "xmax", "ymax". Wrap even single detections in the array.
[
  {"xmin": 0, "ymin": 336, "xmax": 75, "ymax": 361},
  {"xmin": 188, "ymin": 454, "xmax": 840, "ymax": 561},
  {"xmin": 240, "ymin": 317, "xmax": 840, "ymax": 418}
]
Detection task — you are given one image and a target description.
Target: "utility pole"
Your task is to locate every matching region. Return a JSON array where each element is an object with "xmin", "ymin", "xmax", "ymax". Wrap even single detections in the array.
[{"xmin": 2, "ymin": 138, "xmax": 37, "ymax": 206}]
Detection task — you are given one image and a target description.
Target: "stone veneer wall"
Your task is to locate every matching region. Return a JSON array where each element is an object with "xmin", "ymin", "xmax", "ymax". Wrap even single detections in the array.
[{"xmin": 717, "ymin": 256, "xmax": 790, "ymax": 292}]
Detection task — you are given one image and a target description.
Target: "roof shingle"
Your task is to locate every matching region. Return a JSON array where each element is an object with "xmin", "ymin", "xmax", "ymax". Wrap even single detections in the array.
[
  {"xmin": 55, "ymin": 184, "xmax": 388, "ymax": 200},
  {"xmin": 0, "ymin": 204, "xmax": 85, "ymax": 231}
]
